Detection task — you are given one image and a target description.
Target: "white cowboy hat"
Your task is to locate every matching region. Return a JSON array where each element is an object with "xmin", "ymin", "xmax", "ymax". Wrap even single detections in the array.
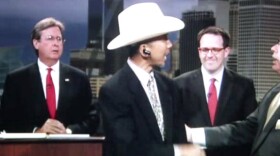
[{"xmin": 107, "ymin": 2, "xmax": 185, "ymax": 50}]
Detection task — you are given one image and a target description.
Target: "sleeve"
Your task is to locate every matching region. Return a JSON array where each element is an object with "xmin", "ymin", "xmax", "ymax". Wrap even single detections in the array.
[
  {"xmin": 0, "ymin": 74, "xmax": 36, "ymax": 132},
  {"xmin": 205, "ymin": 109, "xmax": 259, "ymax": 148},
  {"xmin": 242, "ymin": 79, "xmax": 258, "ymax": 117},
  {"xmin": 66, "ymin": 74, "xmax": 99, "ymax": 135}
]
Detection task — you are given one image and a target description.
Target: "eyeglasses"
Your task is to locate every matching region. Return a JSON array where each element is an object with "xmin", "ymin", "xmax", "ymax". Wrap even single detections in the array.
[
  {"xmin": 198, "ymin": 47, "xmax": 225, "ymax": 55},
  {"xmin": 42, "ymin": 35, "xmax": 65, "ymax": 43}
]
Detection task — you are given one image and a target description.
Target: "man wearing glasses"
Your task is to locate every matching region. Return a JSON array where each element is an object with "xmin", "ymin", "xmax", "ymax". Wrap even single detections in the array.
[
  {"xmin": 187, "ymin": 39, "xmax": 280, "ymax": 156},
  {"xmin": 174, "ymin": 26, "xmax": 258, "ymax": 156},
  {"xmin": 0, "ymin": 17, "xmax": 99, "ymax": 135}
]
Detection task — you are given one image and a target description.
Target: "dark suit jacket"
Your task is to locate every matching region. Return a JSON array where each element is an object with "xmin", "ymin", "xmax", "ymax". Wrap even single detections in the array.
[
  {"xmin": 174, "ymin": 68, "xmax": 258, "ymax": 156},
  {"xmin": 98, "ymin": 64, "xmax": 187, "ymax": 156},
  {"xmin": 0, "ymin": 62, "xmax": 99, "ymax": 134},
  {"xmin": 205, "ymin": 83, "xmax": 280, "ymax": 156}
]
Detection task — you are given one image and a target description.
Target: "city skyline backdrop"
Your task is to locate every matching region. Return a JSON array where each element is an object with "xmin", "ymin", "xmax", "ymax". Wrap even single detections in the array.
[{"xmin": 1, "ymin": 0, "xmax": 280, "ymax": 101}]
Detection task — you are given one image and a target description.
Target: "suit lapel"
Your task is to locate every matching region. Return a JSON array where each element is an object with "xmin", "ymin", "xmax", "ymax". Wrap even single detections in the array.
[
  {"xmin": 263, "ymin": 107, "xmax": 280, "ymax": 131},
  {"xmin": 252, "ymin": 108, "xmax": 280, "ymax": 154},
  {"xmin": 30, "ymin": 63, "xmax": 50, "ymax": 117},
  {"xmin": 125, "ymin": 65, "xmax": 163, "ymax": 141},
  {"xmin": 155, "ymin": 72, "xmax": 173, "ymax": 142},
  {"xmin": 251, "ymin": 86, "xmax": 280, "ymax": 154},
  {"xmin": 215, "ymin": 70, "xmax": 233, "ymax": 124},
  {"xmin": 56, "ymin": 63, "xmax": 71, "ymax": 116}
]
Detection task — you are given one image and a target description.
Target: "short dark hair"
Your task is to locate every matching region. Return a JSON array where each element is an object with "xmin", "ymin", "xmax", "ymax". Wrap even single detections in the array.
[
  {"xmin": 197, "ymin": 26, "xmax": 230, "ymax": 48},
  {"xmin": 31, "ymin": 17, "xmax": 65, "ymax": 56}
]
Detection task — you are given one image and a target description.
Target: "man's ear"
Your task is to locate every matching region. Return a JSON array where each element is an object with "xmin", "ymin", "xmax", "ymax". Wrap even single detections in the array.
[
  {"xmin": 33, "ymin": 39, "xmax": 39, "ymax": 50},
  {"xmin": 140, "ymin": 45, "xmax": 151, "ymax": 57},
  {"xmin": 224, "ymin": 47, "xmax": 231, "ymax": 57}
]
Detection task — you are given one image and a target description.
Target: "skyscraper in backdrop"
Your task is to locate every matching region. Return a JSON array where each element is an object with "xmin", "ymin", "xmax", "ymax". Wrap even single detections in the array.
[
  {"xmin": 179, "ymin": 11, "xmax": 215, "ymax": 74},
  {"xmin": 231, "ymin": 0, "xmax": 280, "ymax": 101},
  {"xmin": 87, "ymin": 0, "xmax": 127, "ymax": 75},
  {"xmin": 227, "ymin": 0, "xmax": 239, "ymax": 72}
]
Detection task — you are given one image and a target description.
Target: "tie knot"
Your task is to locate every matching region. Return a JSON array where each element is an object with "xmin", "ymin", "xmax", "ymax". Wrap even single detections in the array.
[
  {"xmin": 210, "ymin": 78, "xmax": 216, "ymax": 84},
  {"xmin": 47, "ymin": 68, "xmax": 53, "ymax": 73}
]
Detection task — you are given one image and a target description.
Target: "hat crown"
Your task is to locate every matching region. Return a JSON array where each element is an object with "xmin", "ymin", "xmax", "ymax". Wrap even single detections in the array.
[
  {"xmin": 118, "ymin": 3, "xmax": 163, "ymax": 35},
  {"xmin": 107, "ymin": 2, "xmax": 185, "ymax": 50}
]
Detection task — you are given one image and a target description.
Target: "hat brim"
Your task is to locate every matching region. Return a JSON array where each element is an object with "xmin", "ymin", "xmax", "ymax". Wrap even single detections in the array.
[{"xmin": 107, "ymin": 16, "xmax": 184, "ymax": 50}]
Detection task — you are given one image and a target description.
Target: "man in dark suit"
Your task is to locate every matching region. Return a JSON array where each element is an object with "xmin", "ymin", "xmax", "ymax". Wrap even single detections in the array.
[
  {"xmin": 98, "ymin": 2, "xmax": 205, "ymax": 156},
  {"xmin": 187, "ymin": 40, "xmax": 280, "ymax": 156},
  {"xmin": 0, "ymin": 17, "xmax": 99, "ymax": 134},
  {"xmin": 175, "ymin": 26, "xmax": 258, "ymax": 156}
]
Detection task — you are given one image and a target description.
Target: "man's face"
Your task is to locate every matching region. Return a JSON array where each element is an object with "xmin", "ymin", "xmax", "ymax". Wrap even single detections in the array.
[
  {"xmin": 198, "ymin": 34, "xmax": 230, "ymax": 74},
  {"xmin": 145, "ymin": 35, "xmax": 172, "ymax": 67},
  {"xmin": 33, "ymin": 26, "xmax": 64, "ymax": 65},
  {"xmin": 270, "ymin": 40, "xmax": 280, "ymax": 74}
]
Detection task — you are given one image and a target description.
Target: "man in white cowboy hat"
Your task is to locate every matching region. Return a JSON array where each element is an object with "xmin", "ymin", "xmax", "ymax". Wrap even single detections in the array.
[{"xmin": 98, "ymin": 2, "xmax": 205, "ymax": 156}]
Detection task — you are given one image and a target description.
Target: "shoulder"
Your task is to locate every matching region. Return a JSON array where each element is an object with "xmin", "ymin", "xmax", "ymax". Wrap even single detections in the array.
[
  {"xmin": 101, "ymin": 66, "xmax": 130, "ymax": 89},
  {"xmin": 7, "ymin": 63, "xmax": 37, "ymax": 78},
  {"xmin": 174, "ymin": 69, "xmax": 200, "ymax": 84},
  {"xmin": 60, "ymin": 63, "xmax": 87, "ymax": 76},
  {"xmin": 225, "ymin": 69, "xmax": 254, "ymax": 84}
]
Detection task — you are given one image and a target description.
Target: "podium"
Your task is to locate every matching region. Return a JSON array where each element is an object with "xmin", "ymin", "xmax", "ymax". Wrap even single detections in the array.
[{"xmin": 0, "ymin": 137, "xmax": 103, "ymax": 156}]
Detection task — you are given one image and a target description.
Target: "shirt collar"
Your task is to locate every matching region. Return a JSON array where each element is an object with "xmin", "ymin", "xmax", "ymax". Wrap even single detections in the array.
[
  {"xmin": 37, "ymin": 59, "xmax": 60, "ymax": 72},
  {"xmin": 127, "ymin": 58, "xmax": 153, "ymax": 86},
  {"xmin": 201, "ymin": 65, "xmax": 224, "ymax": 83}
]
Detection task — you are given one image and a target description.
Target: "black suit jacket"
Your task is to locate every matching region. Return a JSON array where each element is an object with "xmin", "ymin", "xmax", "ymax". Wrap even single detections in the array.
[
  {"xmin": 0, "ymin": 62, "xmax": 99, "ymax": 134},
  {"xmin": 98, "ymin": 64, "xmax": 186, "ymax": 156},
  {"xmin": 206, "ymin": 83, "xmax": 280, "ymax": 156},
  {"xmin": 174, "ymin": 68, "xmax": 258, "ymax": 156}
]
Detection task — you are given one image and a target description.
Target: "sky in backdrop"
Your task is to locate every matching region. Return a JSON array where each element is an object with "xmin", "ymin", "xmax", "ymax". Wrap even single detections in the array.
[{"xmin": 0, "ymin": 0, "xmax": 197, "ymax": 64}]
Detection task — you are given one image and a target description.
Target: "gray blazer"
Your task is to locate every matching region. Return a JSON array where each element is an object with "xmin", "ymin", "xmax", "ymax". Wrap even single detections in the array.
[{"xmin": 205, "ymin": 83, "xmax": 280, "ymax": 156}]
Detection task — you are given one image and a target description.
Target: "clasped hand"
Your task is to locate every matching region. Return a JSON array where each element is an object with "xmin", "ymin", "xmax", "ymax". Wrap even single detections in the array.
[{"xmin": 35, "ymin": 119, "xmax": 66, "ymax": 134}]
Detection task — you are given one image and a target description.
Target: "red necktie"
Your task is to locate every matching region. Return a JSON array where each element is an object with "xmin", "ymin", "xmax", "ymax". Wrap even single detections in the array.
[
  {"xmin": 208, "ymin": 78, "xmax": 217, "ymax": 125},
  {"xmin": 46, "ymin": 68, "xmax": 56, "ymax": 118}
]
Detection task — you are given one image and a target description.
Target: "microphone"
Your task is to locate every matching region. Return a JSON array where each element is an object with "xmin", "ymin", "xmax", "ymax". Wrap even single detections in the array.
[{"xmin": 143, "ymin": 49, "xmax": 151, "ymax": 55}]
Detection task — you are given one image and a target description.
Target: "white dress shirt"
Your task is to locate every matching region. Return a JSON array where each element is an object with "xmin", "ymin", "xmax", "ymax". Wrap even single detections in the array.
[
  {"xmin": 37, "ymin": 59, "xmax": 60, "ymax": 109},
  {"xmin": 201, "ymin": 65, "xmax": 224, "ymax": 102}
]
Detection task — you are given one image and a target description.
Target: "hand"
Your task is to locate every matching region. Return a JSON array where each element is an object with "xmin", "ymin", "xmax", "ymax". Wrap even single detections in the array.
[
  {"xmin": 177, "ymin": 144, "xmax": 205, "ymax": 156},
  {"xmin": 35, "ymin": 119, "xmax": 66, "ymax": 134}
]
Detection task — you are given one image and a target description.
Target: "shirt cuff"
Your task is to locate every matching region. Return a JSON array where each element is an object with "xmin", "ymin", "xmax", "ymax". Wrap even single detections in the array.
[
  {"xmin": 173, "ymin": 145, "xmax": 181, "ymax": 156},
  {"xmin": 66, "ymin": 128, "xmax": 72, "ymax": 134},
  {"xmin": 186, "ymin": 126, "xmax": 206, "ymax": 148},
  {"xmin": 33, "ymin": 127, "xmax": 38, "ymax": 133}
]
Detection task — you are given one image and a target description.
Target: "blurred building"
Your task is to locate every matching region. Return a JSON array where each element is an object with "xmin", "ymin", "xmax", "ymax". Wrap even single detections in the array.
[
  {"xmin": 74, "ymin": 0, "xmax": 126, "ymax": 75},
  {"xmin": 198, "ymin": 0, "xmax": 230, "ymax": 30},
  {"xmin": 179, "ymin": 11, "xmax": 215, "ymax": 74},
  {"xmin": 0, "ymin": 46, "xmax": 23, "ymax": 96},
  {"xmin": 101, "ymin": 0, "xmax": 128, "ymax": 75},
  {"xmin": 227, "ymin": 0, "xmax": 239, "ymax": 72},
  {"xmin": 71, "ymin": 0, "xmax": 127, "ymax": 99},
  {"xmin": 233, "ymin": 0, "xmax": 280, "ymax": 101}
]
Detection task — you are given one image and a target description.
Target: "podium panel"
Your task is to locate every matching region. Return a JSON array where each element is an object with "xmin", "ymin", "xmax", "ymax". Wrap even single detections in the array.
[{"xmin": 0, "ymin": 138, "xmax": 103, "ymax": 156}]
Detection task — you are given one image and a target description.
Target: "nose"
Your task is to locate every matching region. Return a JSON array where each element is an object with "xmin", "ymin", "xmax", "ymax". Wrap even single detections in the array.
[
  {"xmin": 167, "ymin": 40, "xmax": 172, "ymax": 48},
  {"xmin": 53, "ymin": 41, "xmax": 59, "ymax": 46},
  {"xmin": 206, "ymin": 50, "xmax": 215, "ymax": 57},
  {"xmin": 166, "ymin": 40, "xmax": 173, "ymax": 54},
  {"xmin": 271, "ymin": 44, "xmax": 278, "ymax": 54}
]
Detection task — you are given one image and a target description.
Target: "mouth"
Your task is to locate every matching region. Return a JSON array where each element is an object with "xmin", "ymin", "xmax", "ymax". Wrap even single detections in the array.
[{"xmin": 51, "ymin": 50, "xmax": 59, "ymax": 53}]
